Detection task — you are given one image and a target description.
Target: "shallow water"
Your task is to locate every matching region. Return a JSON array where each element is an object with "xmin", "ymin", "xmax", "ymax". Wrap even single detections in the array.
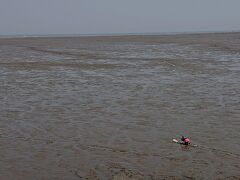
[{"xmin": 0, "ymin": 33, "xmax": 240, "ymax": 179}]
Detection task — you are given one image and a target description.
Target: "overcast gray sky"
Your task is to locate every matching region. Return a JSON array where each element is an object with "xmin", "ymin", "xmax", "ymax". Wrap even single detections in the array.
[{"xmin": 1, "ymin": 0, "xmax": 240, "ymax": 35}]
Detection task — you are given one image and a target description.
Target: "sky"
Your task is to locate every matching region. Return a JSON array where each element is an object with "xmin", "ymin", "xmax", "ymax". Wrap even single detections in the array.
[{"xmin": 0, "ymin": 0, "xmax": 240, "ymax": 35}]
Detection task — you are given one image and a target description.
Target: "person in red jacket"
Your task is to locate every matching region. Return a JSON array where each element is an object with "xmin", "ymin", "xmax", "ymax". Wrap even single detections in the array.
[{"xmin": 181, "ymin": 136, "xmax": 190, "ymax": 145}]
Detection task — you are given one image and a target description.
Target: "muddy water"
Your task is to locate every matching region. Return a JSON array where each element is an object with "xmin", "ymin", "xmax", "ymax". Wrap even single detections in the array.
[{"xmin": 0, "ymin": 33, "xmax": 240, "ymax": 179}]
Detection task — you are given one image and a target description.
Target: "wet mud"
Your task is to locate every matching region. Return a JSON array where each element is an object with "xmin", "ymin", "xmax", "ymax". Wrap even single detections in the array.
[{"xmin": 0, "ymin": 33, "xmax": 240, "ymax": 179}]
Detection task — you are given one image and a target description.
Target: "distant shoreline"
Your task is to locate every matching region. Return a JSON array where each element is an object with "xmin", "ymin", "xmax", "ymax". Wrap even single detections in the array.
[{"xmin": 1, "ymin": 30, "xmax": 240, "ymax": 39}]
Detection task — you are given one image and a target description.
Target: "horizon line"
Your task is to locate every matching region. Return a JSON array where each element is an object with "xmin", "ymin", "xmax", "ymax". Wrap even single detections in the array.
[{"xmin": 1, "ymin": 30, "xmax": 240, "ymax": 38}]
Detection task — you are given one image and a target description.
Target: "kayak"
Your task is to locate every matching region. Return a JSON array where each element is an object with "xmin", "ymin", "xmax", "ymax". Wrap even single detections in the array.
[
  {"xmin": 173, "ymin": 139, "xmax": 179, "ymax": 143},
  {"xmin": 172, "ymin": 139, "xmax": 197, "ymax": 147}
]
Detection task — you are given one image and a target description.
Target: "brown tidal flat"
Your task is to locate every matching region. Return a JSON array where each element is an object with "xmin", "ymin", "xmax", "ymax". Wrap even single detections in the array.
[{"xmin": 0, "ymin": 32, "xmax": 240, "ymax": 179}]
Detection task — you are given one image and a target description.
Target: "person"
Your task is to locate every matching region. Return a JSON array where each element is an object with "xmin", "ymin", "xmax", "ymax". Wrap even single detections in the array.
[{"xmin": 181, "ymin": 136, "xmax": 190, "ymax": 145}]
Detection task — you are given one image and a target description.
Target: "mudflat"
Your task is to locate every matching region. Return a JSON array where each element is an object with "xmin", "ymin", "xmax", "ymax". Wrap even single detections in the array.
[{"xmin": 0, "ymin": 32, "xmax": 240, "ymax": 179}]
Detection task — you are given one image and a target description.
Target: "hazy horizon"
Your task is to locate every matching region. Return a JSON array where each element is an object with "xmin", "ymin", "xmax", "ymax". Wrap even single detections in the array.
[
  {"xmin": 1, "ymin": 0, "xmax": 240, "ymax": 35},
  {"xmin": 1, "ymin": 31, "xmax": 240, "ymax": 38}
]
